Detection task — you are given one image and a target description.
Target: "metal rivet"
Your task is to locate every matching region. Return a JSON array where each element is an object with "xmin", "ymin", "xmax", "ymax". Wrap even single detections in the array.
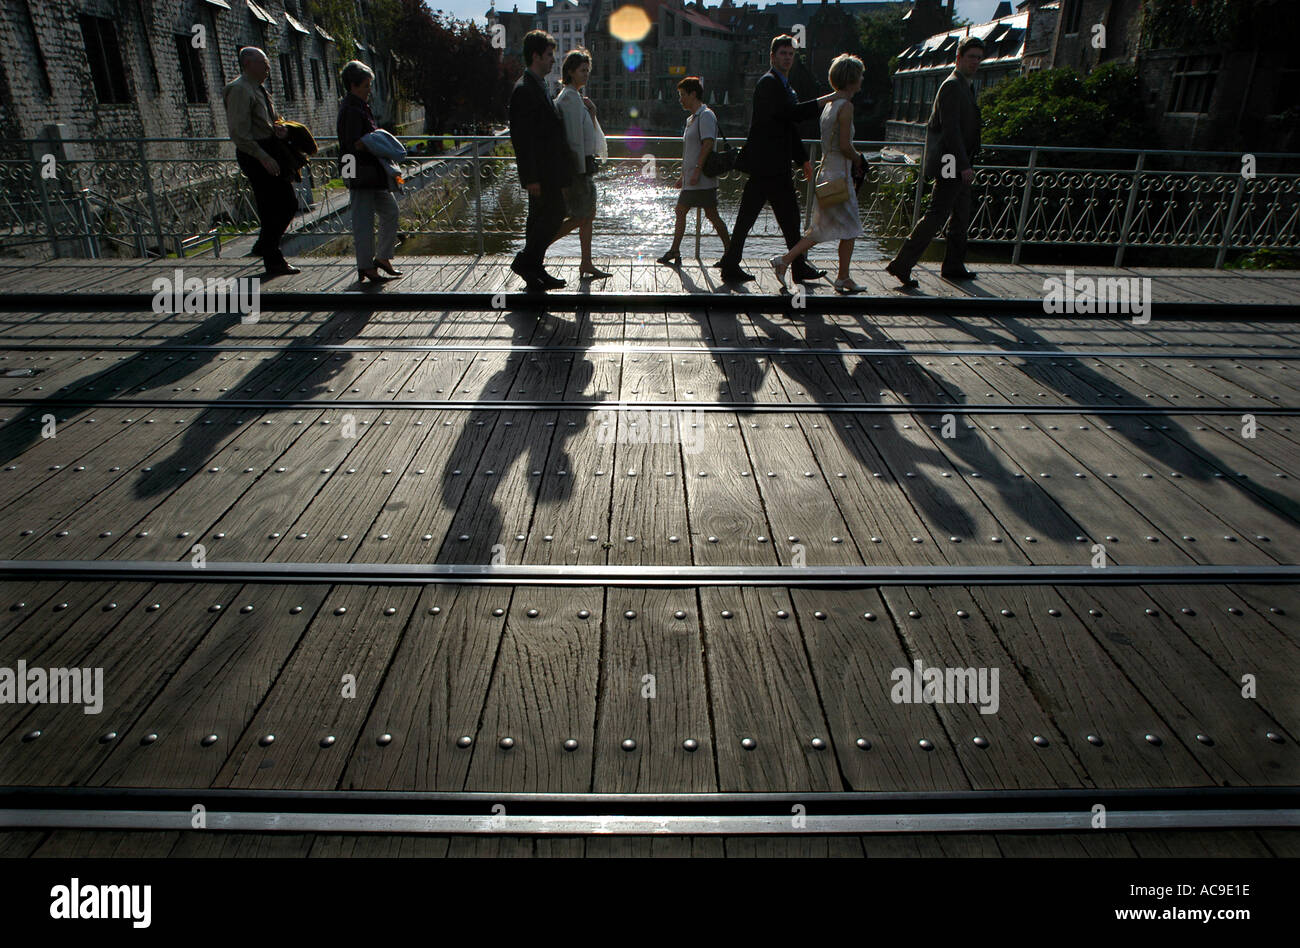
[
  {"xmin": 1196, "ymin": 733, "xmax": 1214, "ymax": 745},
  {"xmin": 1266, "ymin": 732, "xmax": 1284, "ymax": 744},
  {"xmin": 259, "ymin": 734, "xmax": 275, "ymax": 746},
  {"xmin": 624, "ymin": 610, "xmax": 636, "ymax": 619},
  {"xmin": 683, "ymin": 739, "xmax": 699, "ymax": 752},
  {"xmin": 564, "ymin": 739, "xmax": 579, "ymax": 752},
  {"xmin": 1032, "ymin": 735, "xmax": 1048, "ymax": 747},
  {"xmin": 810, "ymin": 738, "xmax": 826, "ymax": 750},
  {"xmin": 377, "ymin": 733, "xmax": 393, "ymax": 746},
  {"xmin": 578, "ymin": 609, "xmax": 590, "ymax": 619},
  {"xmin": 973, "ymin": 736, "xmax": 989, "ymax": 748},
  {"xmin": 1086, "ymin": 734, "xmax": 1103, "ymax": 746},
  {"xmin": 320, "ymin": 736, "xmax": 336, "ymax": 748},
  {"xmin": 621, "ymin": 739, "xmax": 636, "ymax": 751},
  {"xmin": 141, "ymin": 732, "xmax": 158, "ymax": 745},
  {"xmin": 1145, "ymin": 733, "xmax": 1162, "ymax": 746},
  {"xmin": 856, "ymin": 738, "xmax": 871, "ymax": 750},
  {"xmin": 863, "ymin": 612, "xmax": 876, "ymax": 621},
  {"xmin": 99, "ymin": 732, "xmax": 117, "ymax": 744},
  {"xmin": 22, "ymin": 730, "xmax": 41, "ymax": 742},
  {"xmin": 918, "ymin": 739, "xmax": 933, "ymax": 751},
  {"xmin": 741, "ymin": 738, "xmax": 756, "ymax": 750},
  {"xmin": 526, "ymin": 608, "xmax": 539, "ymax": 617},
  {"xmin": 499, "ymin": 737, "xmax": 515, "ymax": 749},
  {"xmin": 334, "ymin": 606, "xmax": 346, "ymax": 615},
  {"xmin": 457, "ymin": 736, "xmax": 473, "ymax": 748}
]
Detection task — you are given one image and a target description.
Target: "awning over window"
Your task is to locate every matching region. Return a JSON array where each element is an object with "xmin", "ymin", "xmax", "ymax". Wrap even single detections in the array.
[
  {"xmin": 245, "ymin": 0, "xmax": 273, "ymax": 24},
  {"xmin": 316, "ymin": 24, "xmax": 336, "ymax": 42},
  {"xmin": 284, "ymin": 12, "xmax": 311, "ymax": 35}
]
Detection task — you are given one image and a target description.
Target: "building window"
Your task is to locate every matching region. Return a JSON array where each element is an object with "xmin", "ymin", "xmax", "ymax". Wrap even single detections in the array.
[
  {"xmin": 79, "ymin": 14, "xmax": 130, "ymax": 103},
  {"xmin": 175, "ymin": 34, "xmax": 208, "ymax": 102},
  {"xmin": 278, "ymin": 54, "xmax": 296, "ymax": 101},
  {"xmin": 664, "ymin": 13, "xmax": 675, "ymax": 36},
  {"xmin": 311, "ymin": 59, "xmax": 323, "ymax": 100},
  {"xmin": 1168, "ymin": 54, "xmax": 1219, "ymax": 114},
  {"xmin": 1061, "ymin": 0, "xmax": 1083, "ymax": 34}
]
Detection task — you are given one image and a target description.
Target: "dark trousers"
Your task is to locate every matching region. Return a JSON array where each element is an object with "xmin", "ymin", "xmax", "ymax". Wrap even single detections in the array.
[
  {"xmin": 721, "ymin": 172, "xmax": 809, "ymax": 268},
  {"xmin": 514, "ymin": 184, "xmax": 566, "ymax": 273},
  {"xmin": 236, "ymin": 150, "xmax": 297, "ymax": 266},
  {"xmin": 892, "ymin": 175, "xmax": 972, "ymax": 273}
]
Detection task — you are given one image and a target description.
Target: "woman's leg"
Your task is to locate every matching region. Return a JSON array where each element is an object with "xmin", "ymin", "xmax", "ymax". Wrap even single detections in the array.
[
  {"xmin": 374, "ymin": 191, "xmax": 399, "ymax": 263},
  {"xmin": 550, "ymin": 216, "xmax": 580, "ymax": 244},
  {"xmin": 666, "ymin": 205, "xmax": 688, "ymax": 254},
  {"xmin": 579, "ymin": 218, "xmax": 594, "ymax": 265},
  {"xmin": 780, "ymin": 234, "xmax": 818, "ymax": 267},
  {"xmin": 704, "ymin": 207, "xmax": 730, "ymax": 253},
  {"xmin": 837, "ymin": 238, "xmax": 855, "ymax": 281},
  {"xmin": 351, "ymin": 189, "xmax": 376, "ymax": 270}
]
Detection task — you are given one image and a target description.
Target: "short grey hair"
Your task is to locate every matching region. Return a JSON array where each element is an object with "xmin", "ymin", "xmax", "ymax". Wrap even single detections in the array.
[
  {"xmin": 341, "ymin": 60, "xmax": 374, "ymax": 91},
  {"xmin": 239, "ymin": 46, "xmax": 266, "ymax": 69},
  {"xmin": 828, "ymin": 53, "xmax": 864, "ymax": 91}
]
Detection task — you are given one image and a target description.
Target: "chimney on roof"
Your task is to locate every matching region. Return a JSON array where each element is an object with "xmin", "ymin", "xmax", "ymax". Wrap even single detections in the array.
[{"xmin": 993, "ymin": 1, "xmax": 1012, "ymax": 16}]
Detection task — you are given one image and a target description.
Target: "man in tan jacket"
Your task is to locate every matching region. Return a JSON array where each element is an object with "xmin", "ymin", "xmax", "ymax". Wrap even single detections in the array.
[
  {"xmin": 886, "ymin": 35, "xmax": 984, "ymax": 287},
  {"xmin": 224, "ymin": 47, "xmax": 300, "ymax": 275}
]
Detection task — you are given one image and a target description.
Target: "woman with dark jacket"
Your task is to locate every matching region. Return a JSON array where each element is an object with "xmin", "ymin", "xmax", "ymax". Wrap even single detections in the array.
[{"xmin": 337, "ymin": 60, "xmax": 401, "ymax": 283}]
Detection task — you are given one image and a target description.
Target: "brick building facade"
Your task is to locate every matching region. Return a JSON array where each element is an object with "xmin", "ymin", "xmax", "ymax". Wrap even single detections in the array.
[{"xmin": 0, "ymin": 0, "xmax": 410, "ymax": 158}]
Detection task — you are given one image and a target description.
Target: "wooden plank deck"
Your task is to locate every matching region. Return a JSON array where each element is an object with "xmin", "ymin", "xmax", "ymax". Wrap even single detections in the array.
[{"xmin": 0, "ymin": 258, "xmax": 1296, "ymax": 857}]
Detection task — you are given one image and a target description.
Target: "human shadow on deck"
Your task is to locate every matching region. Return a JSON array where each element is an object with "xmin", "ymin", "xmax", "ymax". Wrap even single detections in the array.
[
  {"xmin": 0, "ymin": 308, "xmax": 382, "ymax": 509},
  {"xmin": 434, "ymin": 308, "xmax": 595, "ymax": 565},
  {"xmin": 743, "ymin": 310, "xmax": 980, "ymax": 540},
  {"xmin": 929, "ymin": 313, "xmax": 1300, "ymax": 531}
]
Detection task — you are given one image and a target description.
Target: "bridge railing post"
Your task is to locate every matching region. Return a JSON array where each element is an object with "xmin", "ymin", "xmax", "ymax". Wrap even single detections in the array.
[
  {"xmin": 1114, "ymin": 151, "xmax": 1145, "ymax": 268},
  {"xmin": 1011, "ymin": 146, "xmax": 1037, "ymax": 265}
]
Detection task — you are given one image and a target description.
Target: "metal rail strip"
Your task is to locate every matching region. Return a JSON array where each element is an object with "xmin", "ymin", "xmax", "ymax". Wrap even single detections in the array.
[
  {"xmin": 2, "ymin": 787, "xmax": 1296, "ymax": 835},
  {"xmin": 2, "ymin": 561, "xmax": 1295, "ymax": 587},
  {"xmin": 0, "ymin": 291, "xmax": 1296, "ymax": 319},
  {"xmin": 3, "ymin": 342, "xmax": 1298, "ymax": 359},
  {"xmin": 2, "ymin": 397, "xmax": 1295, "ymax": 414}
]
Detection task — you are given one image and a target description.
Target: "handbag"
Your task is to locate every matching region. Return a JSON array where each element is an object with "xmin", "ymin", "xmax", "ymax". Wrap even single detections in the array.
[
  {"xmin": 814, "ymin": 162, "xmax": 850, "ymax": 207},
  {"xmin": 702, "ymin": 128, "xmax": 738, "ymax": 178}
]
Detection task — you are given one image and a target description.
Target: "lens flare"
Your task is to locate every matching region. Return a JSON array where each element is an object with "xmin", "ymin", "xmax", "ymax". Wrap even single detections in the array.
[
  {"xmin": 621, "ymin": 42, "xmax": 642, "ymax": 72},
  {"xmin": 625, "ymin": 125, "xmax": 645, "ymax": 154},
  {"xmin": 609, "ymin": 5, "xmax": 652, "ymax": 42}
]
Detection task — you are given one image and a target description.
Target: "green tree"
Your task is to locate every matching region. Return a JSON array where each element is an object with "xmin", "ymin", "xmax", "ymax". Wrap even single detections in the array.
[{"xmin": 977, "ymin": 63, "xmax": 1147, "ymax": 161}]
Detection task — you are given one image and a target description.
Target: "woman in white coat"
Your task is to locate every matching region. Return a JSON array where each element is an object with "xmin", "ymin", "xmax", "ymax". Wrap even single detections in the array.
[{"xmin": 552, "ymin": 48, "xmax": 610, "ymax": 279}]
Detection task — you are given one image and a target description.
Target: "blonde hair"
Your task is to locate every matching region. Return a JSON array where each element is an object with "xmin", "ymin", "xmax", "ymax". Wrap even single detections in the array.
[{"xmin": 828, "ymin": 53, "xmax": 864, "ymax": 91}]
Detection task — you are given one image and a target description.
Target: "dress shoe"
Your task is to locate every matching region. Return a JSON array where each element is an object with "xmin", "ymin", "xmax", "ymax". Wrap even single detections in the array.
[
  {"xmin": 657, "ymin": 250, "xmax": 682, "ymax": 266},
  {"xmin": 264, "ymin": 262, "xmax": 301, "ymax": 276},
  {"xmin": 791, "ymin": 264, "xmax": 826, "ymax": 283},
  {"xmin": 884, "ymin": 260, "xmax": 919, "ymax": 288},
  {"xmin": 719, "ymin": 266, "xmax": 754, "ymax": 283},
  {"xmin": 941, "ymin": 267, "xmax": 977, "ymax": 280},
  {"xmin": 540, "ymin": 271, "xmax": 566, "ymax": 289},
  {"xmin": 374, "ymin": 258, "xmax": 403, "ymax": 276},
  {"xmin": 357, "ymin": 267, "xmax": 392, "ymax": 283},
  {"xmin": 510, "ymin": 260, "xmax": 545, "ymax": 289}
]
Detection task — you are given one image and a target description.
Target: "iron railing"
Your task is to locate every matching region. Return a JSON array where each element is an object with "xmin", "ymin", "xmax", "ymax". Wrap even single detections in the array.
[{"xmin": 1, "ymin": 136, "xmax": 1296, "ymax": 266}]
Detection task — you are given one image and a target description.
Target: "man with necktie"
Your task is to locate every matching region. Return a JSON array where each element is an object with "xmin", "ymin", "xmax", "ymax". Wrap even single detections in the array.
[
  {"xmin": 718, "ymin": 34, "xmax": 835, "ymax": 285},
  {"xmin": 886, "ymin": 35, "xmax": 985, "ymax": 287},
  {"xmin": 224, "ymin": 47, "xmax": 300, "ymax": 276}
]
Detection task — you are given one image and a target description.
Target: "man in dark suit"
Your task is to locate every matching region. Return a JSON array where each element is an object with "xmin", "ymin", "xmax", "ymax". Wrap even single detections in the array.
[
  {"xmin": 509, "ymin": 30, "xmax": 572, "ymax": 291},
  {"xmin": 718, "ymin": 34, "xmax": 836, "ymax": 284},
  {"xmin": 886, "ymin": 35, "xmax": 985, "ymax": 287}
]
